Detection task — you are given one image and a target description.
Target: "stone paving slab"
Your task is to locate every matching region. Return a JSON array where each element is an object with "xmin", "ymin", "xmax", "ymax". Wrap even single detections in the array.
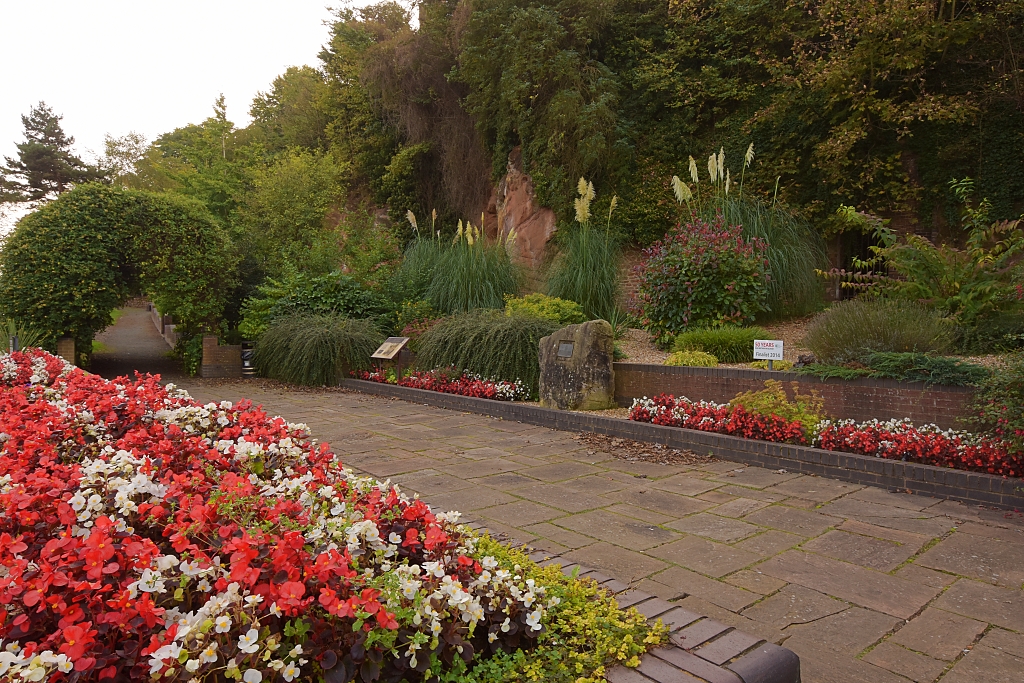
[{"xmin": 178, "ymin": 380, "xmax": 1024, "ymax": 683}]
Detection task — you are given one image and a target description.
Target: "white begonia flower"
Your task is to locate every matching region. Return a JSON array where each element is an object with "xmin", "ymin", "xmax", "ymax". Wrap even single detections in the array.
[
  {"xmin": 243, "ymin": 669, "xmax": 263, "ymax": 683},
  {"xmin": 526, "ymin": 610, "xmax": 543, "ymax": 631},
  {"xmin": 282, "ymin": 662, "xmax": 301, "ymax": 681},
  {"xmin": 215, "ymin": 615, "xmax": 232, "ymax": 633},
  {"xmin": 185, "ymin": 659, "xmax": 200, "ymax": 673},
  {"xmin": 481, "ymin": 556, "xmax": 498, "ymax": 571},
  {"xmin": 288, "ymin": 644, "xmax": 303, "ymax": 658},
  {"xmin": 238, "ymin": 628, "xmax": 259, "ymax": 654},
  {"xmin": 197, "ymin": 578, "xmax": 212, "ymax": 592},
  {"xmin": 57, "ymin": 659, "xmax": 73, "ymax": 673},
  {"xmin": 199, "ymin": 643, "xmax": 218, "ymax": 664},
  {"xmin": 245, "ymin": 594, "xmax": 264, "ymax": 608}
]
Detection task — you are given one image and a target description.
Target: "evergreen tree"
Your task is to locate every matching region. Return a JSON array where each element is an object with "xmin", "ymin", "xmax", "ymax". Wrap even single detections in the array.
[{"xmin": 0, "ymin": 102, "xmax": 103, "ymax": 203}]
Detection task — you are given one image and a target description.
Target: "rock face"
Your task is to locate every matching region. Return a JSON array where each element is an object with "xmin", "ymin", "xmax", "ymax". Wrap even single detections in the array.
[
  {"xmin": 539, "ymin": 320, "xmax": 616, "ymax": 411},
  {"xmin": 483, "ymin": 147, "xmax": 557, "ymax": 272}
]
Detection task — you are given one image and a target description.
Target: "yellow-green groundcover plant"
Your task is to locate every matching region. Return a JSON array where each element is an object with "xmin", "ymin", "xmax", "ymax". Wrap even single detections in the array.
[{"xmin": 449, "ymin": 537, "xmax": 666, "ymax": 683}]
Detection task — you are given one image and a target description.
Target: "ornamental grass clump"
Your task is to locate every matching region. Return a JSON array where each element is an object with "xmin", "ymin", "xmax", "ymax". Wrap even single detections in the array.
[
  {"xmin": 547, "ymin": 179, "xmax": 622, "ymax": 321},
  {"xmin": 0, "ymin": 349, "xmax": 663, "ymax": 682},
  {"xmin": 254, "ymin": 313, "xmax": 381, "ymax": 386},
  {"xmin": 672, "ymin": 326, "xmax": 769, "ymax": 363},
  {"xmin": 670, "ymin": 145, "xmax": 828, "ymax": 318},
  {"xmin": 416, "ymin": 310, "xmax": 558, "ymax": 397},
  {"xmin": 427, "ymin": 219, "xmax": 520, "ymax": 314},
  {"xmin": 632, "ymin": 213, "xmax": 770, "ymax": 344},
  {"xmin": 804, "ymin": 299, "xmax": 951, "ymax": 364}
]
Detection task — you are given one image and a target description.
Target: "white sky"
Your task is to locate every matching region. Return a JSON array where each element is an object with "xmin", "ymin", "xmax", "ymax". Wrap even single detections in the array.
[
  {"xmin": 0, "ymin": 0, "xmax": 395, "ymax": 233},
  {"xmin": 0, "ymin": 0, "xmax": 391, "ymax": 164}
]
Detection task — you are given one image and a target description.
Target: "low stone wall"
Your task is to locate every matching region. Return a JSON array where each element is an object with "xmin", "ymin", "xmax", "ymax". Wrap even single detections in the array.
[
  {"xmin": 614, "ymin": 363, "xmax": 975, "ymax": 430},
  {"xmin": 201, "ymin": 335, "xmax": 242, "ymax": 378}
]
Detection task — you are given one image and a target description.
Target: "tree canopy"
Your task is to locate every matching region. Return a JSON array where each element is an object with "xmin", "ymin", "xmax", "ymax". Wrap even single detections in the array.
[
  {"xmin": 0, "ymin": 184, "xmax": 233, "ymax": 358},
  {"xmin": 0, "ymin": 102, "xmax": 104, "ymax": 204}
]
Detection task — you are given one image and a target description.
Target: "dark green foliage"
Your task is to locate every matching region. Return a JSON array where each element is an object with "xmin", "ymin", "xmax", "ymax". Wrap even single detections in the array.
[
  {"xmin": 0, "ymin": 184, "xmax": 232, "ymax": 357},
  {"xmin": 804, "ymin": 299, "xmax": 951, "ymax": 364},
  {"xmin": 175, "ymin": 335, "xmax": 205, "ymax": 377},
  {"xmin": 1, "ymin": 102, "xmax": 104, "ymax": 202},
  {"xmin": 955, "ymin": 312, "xmax": 1024, "ymax": 354},
  {"xmin": 794, "ymin": 364, "xmax": 874, "ymax": 381},
  {"xmin": 416, "ymin": 310, "xmax": 558, "ymax": 396},
  {"xmin": 254, "ymin": 313, "xmax": 381, "ymax": 386},
  {"xmin": 862, "ymin": 353, "xmax": 989, "ymax": 386},
  {"xmin": 239, "ymin": 270, "xmax": 391, "ymax": 339},
  {"xmin": 672, "ymin": 327, "xmax": 769, "ymax": 364},
  {"xmin": 504, "ymin": 294, "xmax": 586, "ymax": 326},
  {"xmin": 968, "ymin": 352, "xmax": 1024, "ymax": 455}
]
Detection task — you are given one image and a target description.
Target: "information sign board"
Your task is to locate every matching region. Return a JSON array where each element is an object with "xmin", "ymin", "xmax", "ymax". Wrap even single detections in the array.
[
  {"xmin": 371, "ymin": 337, "xmax": 410, "ymax": 360},
  {"xmin": 753, "ymin": 339, "xmax": 784, "ymax": 361}
]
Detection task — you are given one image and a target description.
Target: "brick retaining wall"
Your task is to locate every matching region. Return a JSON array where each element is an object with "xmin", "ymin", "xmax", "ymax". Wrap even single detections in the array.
[{"xmin": 614, "ymin": 363, "xmax": 975, "ymax": 430}]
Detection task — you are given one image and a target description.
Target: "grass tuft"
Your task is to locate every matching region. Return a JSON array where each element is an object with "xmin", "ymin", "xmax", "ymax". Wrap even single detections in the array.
[{"xmin": 253, "ymin": 313, "xmax": 381, "ymax": 386}]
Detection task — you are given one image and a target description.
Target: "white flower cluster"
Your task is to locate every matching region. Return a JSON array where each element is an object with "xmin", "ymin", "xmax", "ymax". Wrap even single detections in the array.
[
  {"xmin": 146, "ymin": 581, "xmax": 308, "ymax": 682},
  {"xmin": 69, "ymin": 447, "xmax": 168, "ymax": 536},
  {"xmin": 0, "ymin": 644, "xmax": 73, "ymax": 681}
]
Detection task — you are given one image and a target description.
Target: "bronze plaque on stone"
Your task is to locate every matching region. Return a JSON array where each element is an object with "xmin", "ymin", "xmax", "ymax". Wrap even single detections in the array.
[
  {"xmin": 557, "ymin": 341, "xmax": 575, "ymax": 358},
  {"xmin": 372, "ymin": 337, "xmax": 410, "ymax": 360}
]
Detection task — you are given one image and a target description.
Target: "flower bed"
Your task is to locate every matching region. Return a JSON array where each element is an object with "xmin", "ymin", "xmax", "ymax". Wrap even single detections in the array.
[
  {"xmin": 629, "ymin": 394, "xmax": 1024, "ymax": 478},
  {"xmin": 0, "ymin": 350, "xmax": 659, "ymax": 682},
  {"xmin": 353, "ymin": 369, "xmax": 529, "ymax": 402}
]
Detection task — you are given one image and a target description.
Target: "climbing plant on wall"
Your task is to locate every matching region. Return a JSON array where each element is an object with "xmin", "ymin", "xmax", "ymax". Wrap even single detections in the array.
[{"xmin": 0, "ymin": 183, "xmax": 234, "ymax": 360}]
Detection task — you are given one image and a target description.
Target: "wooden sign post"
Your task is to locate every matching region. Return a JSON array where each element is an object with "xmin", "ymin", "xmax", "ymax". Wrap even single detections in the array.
[{"xmin": 371, "ymin": 337, "xmax": 411, "ymax": 380}]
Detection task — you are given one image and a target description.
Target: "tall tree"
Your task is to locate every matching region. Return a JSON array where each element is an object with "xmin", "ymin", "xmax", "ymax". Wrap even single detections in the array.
[{"xmin": 0, "ymin": 102, "xmax": 103, "ymax": 203}]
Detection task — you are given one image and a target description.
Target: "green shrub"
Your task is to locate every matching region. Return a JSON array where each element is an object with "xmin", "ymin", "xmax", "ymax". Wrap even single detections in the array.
[
  {"xmin": 253, "ymin": 313, "xmax": 381, "ymax": 386},
  {"xmin": 954, "ymin": 312, "xmax": 1024, "ymax": 354},
  {"xmin": 864, "ymin": 352, "xmax": 989, "ymax": 386},
  {"xmin": 729, "ymin": 380, "xmax": 828, "ymax": 438},
  {"xmin": 416, "ymin": 310, "xmax": 558, "ymax": 396},
  {"xmin": 239, "ymin": 270, "xmax": 390, "ymax": 339},
  {"xmin": 967, "ymin": 351, "xmax": 1024, "ymax": 456},
  {"xmin": 664, "ymin": 350, "xmax": 718, "ymax": 367},
  {"xmin": 547, "ymin": 179, "xmax": 621, "ymax": 320},
  {"xmin": 426, "ymin": 223, "xmax": 520, "ymax": 314},
  {"xmin": 0, "ymin": 184, "xmax": 232, "ymax": 355},
  {"xmin": 505, "ymin": 293, "xmax": 586, "ymax": 326},
  {"xmin": 632, "ymin": 214, "xmax": 769, "ymax": 343},
  {"xmin": 804, "ymin": 299, "xmax": 951, "ymax": 364},
  {"xmin": 749, "ymin": 359, "xmax": 794, "ymax": 371},
  {"xmin": 673, "ymin": 326, "xmax": 769, "ymax": 363}
]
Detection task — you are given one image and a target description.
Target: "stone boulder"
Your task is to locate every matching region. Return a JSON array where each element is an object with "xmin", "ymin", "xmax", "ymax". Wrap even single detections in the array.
[{"xmin": 539, "ymin": 320, "xmax": 616, "ymax": 411}]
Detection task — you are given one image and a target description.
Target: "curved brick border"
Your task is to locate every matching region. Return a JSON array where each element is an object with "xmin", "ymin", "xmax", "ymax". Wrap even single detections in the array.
[
  {"xmin": 341, "ymin": 379, "xmax": 1024, "ymax": 510},
  {"xmin": 468, "ymin": 522, "xmax": 800, "ymax": 683}
]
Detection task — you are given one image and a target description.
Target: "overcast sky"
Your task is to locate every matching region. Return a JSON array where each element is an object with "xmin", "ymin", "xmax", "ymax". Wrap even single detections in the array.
[{"xmin": 0, "ymin": 0, "xmax": 386, "ymax": 164}]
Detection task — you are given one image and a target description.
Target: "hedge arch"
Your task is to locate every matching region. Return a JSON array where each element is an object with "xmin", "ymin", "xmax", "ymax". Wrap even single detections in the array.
[{"xmin": 0, "ymin": 184, "xmax": 234, "ymax": 358}]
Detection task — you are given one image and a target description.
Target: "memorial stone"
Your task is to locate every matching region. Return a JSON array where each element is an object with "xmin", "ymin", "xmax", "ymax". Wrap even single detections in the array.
[{"xmin": 538, "ymin": 320, "xmax": 615, "ymax": 410}]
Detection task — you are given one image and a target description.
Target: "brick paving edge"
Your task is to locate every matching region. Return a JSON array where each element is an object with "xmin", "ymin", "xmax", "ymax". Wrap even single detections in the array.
[
  {"xmin": 341, "ymin": 379, "xmax": 1024, "ymax": 511},
  {"xmin": 465, "ymin": 522, "xmax": 800, "ymax": 683}
]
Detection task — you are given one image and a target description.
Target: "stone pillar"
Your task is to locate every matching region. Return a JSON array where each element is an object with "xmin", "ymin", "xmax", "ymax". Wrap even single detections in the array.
[
  {"xmin": 56, "ymin": 337, "xmax": 75, "ymax": 366},
  {"xmin": 201, "ymin": 335, "xmax": 243, "ymax": 378}
]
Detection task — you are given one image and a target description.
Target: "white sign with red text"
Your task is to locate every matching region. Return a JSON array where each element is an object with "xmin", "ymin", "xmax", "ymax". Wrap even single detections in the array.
[{"xmin": 753, "ymin": 339, "xmax": 784, "ymax": 361}]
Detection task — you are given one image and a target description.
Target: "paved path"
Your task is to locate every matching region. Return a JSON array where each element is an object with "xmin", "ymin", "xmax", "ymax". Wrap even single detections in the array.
[
  {"xmin": 91, "ymin": 307, "xmax": 184, "ymax": 381},
  {"xmin": 176, "ymin": 379, "xmax": 1024, "ymax": 683}
]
